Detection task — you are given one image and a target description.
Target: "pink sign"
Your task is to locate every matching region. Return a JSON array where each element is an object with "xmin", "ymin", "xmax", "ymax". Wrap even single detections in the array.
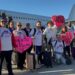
[
  {"xmin": 51, "ymin": 15, "xmax": 65, "ymax": 28},
  {"xmin": 74, "ymin": 31, "xmax": 75, "ymax": 36},
  {"xmin": 13, "ymin": 36, "xmax": 33, "ymax": 53},
  {"xmin": 60, "ymin": 32, "xmax": 73, "ymax": 45}
]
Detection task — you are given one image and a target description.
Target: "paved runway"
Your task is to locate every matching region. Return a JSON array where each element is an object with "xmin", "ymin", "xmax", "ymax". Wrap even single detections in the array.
[{"xmin": 2, "ymin": 60, "xmax": 75, "ymax": 75}]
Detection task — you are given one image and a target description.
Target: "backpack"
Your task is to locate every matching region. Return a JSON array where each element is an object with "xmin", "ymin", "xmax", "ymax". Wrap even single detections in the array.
[
  {"xmin": 33, "ymin": 28, "xmax": 36, "ymax": 36},
  {"xmin": 54, "ymin": 40, "xmax": 65, "ymax": 48},
  {"xmin": 22, "ymin": 28, "xmax": 32, "ymax": 36},
  {"xmin": 54, "ymin": 40, "xmax": 57, "ymax": 47},
  {"xmin": 66, "ymin": 56, "xmax": 72, "ymax": 65},
  {"xmin": 23, "ymin": 28, "xmax": 37, "ymax": 36},
  {"xmin": 32, "ymin": 28, "xmax": 43, "ymax": 36}
]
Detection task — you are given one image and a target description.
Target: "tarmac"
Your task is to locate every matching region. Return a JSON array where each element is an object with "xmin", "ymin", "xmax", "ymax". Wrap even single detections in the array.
[{"xmin": 2, "ymin": 59, "xmax": 75, "ymax": 75}]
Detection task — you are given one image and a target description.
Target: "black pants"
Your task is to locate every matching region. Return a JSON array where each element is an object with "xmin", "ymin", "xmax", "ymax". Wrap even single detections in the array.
[
  {"xmin": 71, "ymin": 47, "xmax": 75, "ymax": 59},
  {"xmin": 37, "ymin": 53, "xmax": 43, "ymax": 64},
  {"xmin": 35, "ymin": 46, "xmax": 43, "ymax": 64},
  {"xmin": 0, "ymin": 51, "xmax": 13, "ymax": 75},
  {"xmin": 64, "ymin": 46, "xmax": 71, "ymax": 58},
  {"xmin": 17, "ymin": 51, "xmax": 26, "ymax": 69}
]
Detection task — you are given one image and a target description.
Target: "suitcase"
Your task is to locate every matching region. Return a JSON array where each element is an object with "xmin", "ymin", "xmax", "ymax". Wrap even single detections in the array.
[
  {"xmin": 43, "ymin": 51, "xmax": 53, "ymax": 68},
  {"xmin": 26, "ymin": 53, "xmax": 36, "ymax": 70}
]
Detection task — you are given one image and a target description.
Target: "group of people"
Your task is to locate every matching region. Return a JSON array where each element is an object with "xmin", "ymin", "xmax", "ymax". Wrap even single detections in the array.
[{"xmin": 0, "ymin": 18, "xmax": 75, "ymax": 75}]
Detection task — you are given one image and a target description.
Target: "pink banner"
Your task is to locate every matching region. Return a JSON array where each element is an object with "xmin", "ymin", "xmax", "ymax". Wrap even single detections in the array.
[
  {"xmin": 60, "ymin": 32, "xmax": 73, "ymax": 45},
  {"xmin": 13, "ymin": 36, "xmax": 33, "ymax": 53}
]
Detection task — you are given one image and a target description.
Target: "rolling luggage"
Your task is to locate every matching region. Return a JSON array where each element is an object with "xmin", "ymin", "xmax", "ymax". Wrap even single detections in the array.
[{"xmin": 43, "ymin": 51, "xmax": 53, "ymax": 68}]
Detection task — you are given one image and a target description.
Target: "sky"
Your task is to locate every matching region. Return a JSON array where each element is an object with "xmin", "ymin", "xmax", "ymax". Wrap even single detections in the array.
[{"xmin": 0, "ymin": 0, "xmax": 75, "ymax": 19}]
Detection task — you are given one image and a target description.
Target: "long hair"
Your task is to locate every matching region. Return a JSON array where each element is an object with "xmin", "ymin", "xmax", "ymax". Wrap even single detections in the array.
[{"xmin": 61, "ymin": 26, "xmax": 68, "ymax": 33}]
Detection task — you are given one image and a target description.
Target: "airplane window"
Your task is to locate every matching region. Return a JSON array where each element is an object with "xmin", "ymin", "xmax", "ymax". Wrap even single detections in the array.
[
  {"xmin": 13, "ymin": 17, "xmax": 15, "ymax": 18},
  {"xmin": 23, "ymin": 17, "xmax": 24, "ymax": 19},
  {"xmin": 19, "ymin": 17, "xmax": 20, "ymax": 19}
]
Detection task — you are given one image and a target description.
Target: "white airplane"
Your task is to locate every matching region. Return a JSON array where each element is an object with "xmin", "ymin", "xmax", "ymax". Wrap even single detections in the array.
[{"xmin": 0, "ymin": 9, "xmax": 50, "ymax": 28}]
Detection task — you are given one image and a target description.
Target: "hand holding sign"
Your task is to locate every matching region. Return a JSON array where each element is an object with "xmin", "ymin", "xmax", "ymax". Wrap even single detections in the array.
[{"xmin": 13, "ymin": 36, "xmax": 33, "ymax": 53}]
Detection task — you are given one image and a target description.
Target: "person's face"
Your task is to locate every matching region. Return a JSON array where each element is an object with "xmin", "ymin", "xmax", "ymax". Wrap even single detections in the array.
[
  {"xmin": 26, "ymin": 25, "xmax": 30, "ymax": 29},
  {"xmin": 47, "ymin": 23, "xmax": 51, "ymax": 27},
  {"xmin": 16, "ymin": 25, "xmax": 22, "ymax": 30},
  {"xmin": 57, "ymin": 35, "xmax": 61, "ymax": 41},
  {"xmin": 36, "ymin": 22, "xmax": 41, "ymax": 29},
  {"xmin": 47, "ymin": 23, "xmax": 53, "ymax": 28},
  {"xmin": 0, "ymin": 21, "xmax": 5, "ymax": 27},
  {"xmin": 62, "ymin": 27, "xmax": 66, "ymax": 32},
  {"xmin": 9, "ymin": 22, "xmax": 14, "ymax": 28}
]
